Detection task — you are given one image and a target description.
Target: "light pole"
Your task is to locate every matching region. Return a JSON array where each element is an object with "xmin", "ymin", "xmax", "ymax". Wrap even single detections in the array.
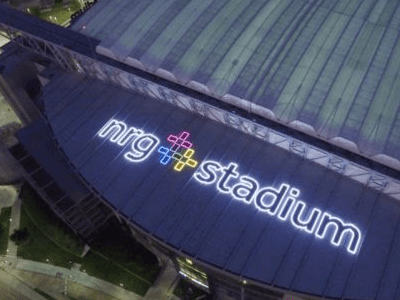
[
  {"xmin": 241, "ymin": 279, "xmax": 246, "ymax": 300},
  {"xmin": 81, "ymin": 25, "xmax": 97, "ymax": 61}
]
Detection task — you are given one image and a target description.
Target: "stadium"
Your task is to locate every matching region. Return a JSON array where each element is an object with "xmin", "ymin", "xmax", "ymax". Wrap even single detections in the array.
[{"xmin": 1, "ymin": 0, "xmax": 400, "ymax": 299}]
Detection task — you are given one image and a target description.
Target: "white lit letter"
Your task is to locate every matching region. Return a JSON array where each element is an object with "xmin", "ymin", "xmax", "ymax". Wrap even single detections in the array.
[
  {"xmin": 98, "ymin": 119, "xmax": 127, "ymax": 143},
  {"xmin": 315, "ymin": 213, "xmax": 362, "ymax": 255}
]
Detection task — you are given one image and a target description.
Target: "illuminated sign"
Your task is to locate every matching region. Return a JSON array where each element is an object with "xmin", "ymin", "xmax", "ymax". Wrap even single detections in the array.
[
  {"xmin": 98, "ymin": 119, "xmax": 198, "ymax": 171},
  {"xmin": 194, "ymin": 161, "xmax": 362, "ymax": 255},
  {"xmin": 98, "ymin": 119, "xmax": 159, "ymax": 162},
  {"xmin": 158, "ymin": 131, "xmax": 198, "ymax": 171},
  {"xmin": 98, "ymin": 118, "xmax": 363, "ymax": 255}
]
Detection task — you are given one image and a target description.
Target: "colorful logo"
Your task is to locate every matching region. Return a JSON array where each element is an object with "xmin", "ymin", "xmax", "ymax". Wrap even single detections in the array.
[
  {"xmin": 158, "ymin": 131, "xmax": 199, "ymax": 172},
  {"xmin": 98, "ymin": 118, "xmax": 363, "ymax": 254}
]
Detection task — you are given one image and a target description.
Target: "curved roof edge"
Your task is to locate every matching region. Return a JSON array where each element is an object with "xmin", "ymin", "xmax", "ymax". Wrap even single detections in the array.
[
  {"xmin": 95, "ymin": 44, "xmax": 400, "ymax": 175},
  {"xmin": 88, "ymin": 45, "xmax": 400, "ymax": 202}
]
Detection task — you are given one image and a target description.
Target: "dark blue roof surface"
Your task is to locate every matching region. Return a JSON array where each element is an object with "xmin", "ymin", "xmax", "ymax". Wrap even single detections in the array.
[
  {"xmin": 27, "ymin": 72, "xmax": 400, "ymax": 299},
  {"xmin": 0, "ymin": 3, "xmax": 100, "ymax": 59},
  {"xmin": 16, "ymin": 119, "xmax": 90, "ymax": 202},
  {"xmin": 70, "ymin": 0, "xmax": 400, "ymax": 167}
]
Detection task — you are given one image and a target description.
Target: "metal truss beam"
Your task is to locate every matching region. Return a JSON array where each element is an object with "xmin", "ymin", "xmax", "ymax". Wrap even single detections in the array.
[
  {"xmin": 0, "ymin": 23, "xmax": 75, "ymax": 71},
  {"xmin": 1, "ymin": 20, "xmax": 400, "ymax": 201}
]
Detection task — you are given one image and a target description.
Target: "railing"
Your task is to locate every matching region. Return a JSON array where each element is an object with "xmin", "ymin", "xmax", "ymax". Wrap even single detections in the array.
[
  {"xmin": 85, "ymin": 57, "xmax": 400, "ymax": 200},
  {"xmin": 0, "ymin": 122, "xmax": 21, "ymax": 141},
  {"xmin": 1, "ymin": 20, "xmax": 399, "ymax": 201}
]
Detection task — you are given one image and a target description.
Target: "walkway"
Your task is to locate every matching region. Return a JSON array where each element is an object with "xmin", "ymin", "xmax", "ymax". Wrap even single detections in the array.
[
  {"xmin": 12, "ymin": 258, "xmax": 142, "ymax": 300},
  {"xmin": 0, "ymin": 256, "xmax": 181, "ymax": 300},
  {"xmin": 0, "ymin": 265, "xmax": 48, "ymax": 300},
  {"xmin": 0, "ymin": 184, "xmax": 182, "ymax": 300},
  {"xmin": 7, "ymin": 196, "xmax": 21, "ymax": 257},
  {"xmin": 0, "ymin": 184, "xmax": 18, "ymax": 209},
  {"xmin": 0, "ymin": 184, "xmax": 20, "ymax": 258},
  {"xmin": 143, "ymin": 263, "xmax": 180, "ymax": 300}
]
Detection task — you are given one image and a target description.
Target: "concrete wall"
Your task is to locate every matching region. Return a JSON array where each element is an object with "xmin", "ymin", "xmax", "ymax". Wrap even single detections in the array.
[
  {"xmin": 0, "ymin": 46, "xmax": 42, "ymax": 125},
  {"xmin": 0, "ymin": 137, "xmax": 25, "ymax": 183}
]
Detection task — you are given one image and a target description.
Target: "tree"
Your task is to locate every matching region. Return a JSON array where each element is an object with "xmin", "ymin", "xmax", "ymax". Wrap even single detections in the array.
[
  {"xmin": 70, "ymin": 0, "xmax": 81, "ymax": 12},
  {"xmin": 10, "ymin": 227, "xmax": 29, "ymax": 245}
]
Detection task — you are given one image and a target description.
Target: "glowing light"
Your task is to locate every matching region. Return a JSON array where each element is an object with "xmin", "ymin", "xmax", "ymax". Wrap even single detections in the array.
[
  {"xmin": 277, "ymin": 188, "xmax": 299, "ymax": 221},
  {"xmin": 158, "ymin": 146, "xmax": 172, "ymax": 164},
  {"xmin": 315, "ymin": 213, "xmax": 362, "ymax": 255},
  {"xmin": 290, "ymin": 201, "xmax": 322, "ymax": 233},
  {"xmin": 124, "ymin": 134, "xmax": 159, "ymax": 162},
  {"xmin": 98, "ymin": 118, "xmax": 363, "ymax": 254},
  {"xmin": 158, "ymin": 131, "xmax": 198, "ymax": 172},
  {"xmin": 98, "ymin": 118, "xmax": 159, "ymax": 162},
  {"xmin": 98, "ymin": 119, "xmax": 127, "ymax": 142},
  {"xmin": 167, "ymin": 131, "xmax": 193, "ymax": 151},
  {"xmin": 173, "ymin": 149, "xmax": 198, "ymax": 171},
  {"xmin": 179, "ymin": 271, "xmax": 209, "ymax": 289},
  {"xmin": 254, "ymin": 183, "xmax": 290, "ymax": 215},
  {"xmin": 193, "ymin": 160, "xmax": 220, "ymax": 184},
  {"xmin": 193, "ymin": 160, "xmax": 363, "ymax": 255},
  {"xmin": 232, "ymin": 175, "xmax": 259, "ymax": 204}
]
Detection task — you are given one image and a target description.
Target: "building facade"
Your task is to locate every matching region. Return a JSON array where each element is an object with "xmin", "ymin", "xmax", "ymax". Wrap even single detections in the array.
[{"xmin": 1, "ymin": 2, "xmax": 400, "ymax": 300}]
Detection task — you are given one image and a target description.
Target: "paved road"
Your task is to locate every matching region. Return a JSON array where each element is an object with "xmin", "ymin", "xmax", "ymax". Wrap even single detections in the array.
[
  {"xmin": 13, "ymin": 258, "xmax": 143, "ymax": 300},
  {"xmin": 0, "ymin": 277, "xmax": 31, "ymax": 300},
  {"xmin": 144, "ymin": 263, "xmax": 180, "ymax": 300},
  {"xmin": 0, "ymin": 184, "xmax": 183, "ymax": 300},
  {"xmin": 0, "ymin": 92, "xmax": 21, "ymax": 129},
  {"xmin": 8, "ymin": 196, "xmax": 21, "ymax": 257},
  {"xmin": 0, "ymin": 185, "xmax": 18, "ymax": 209},
  {"xmin": 15, "ymin": 269, "xmax": 121, "ymax": 300},
  {"xmin": 10, "ymin": 258, "xmax": 182, "ymax": 300},
  {"xmin": 0, "ymin": 184, "xmax": 20, "ymax": 258},
  {"xmin": 0, "ymin": 267, "xmax": 48, "ymax": 300}
]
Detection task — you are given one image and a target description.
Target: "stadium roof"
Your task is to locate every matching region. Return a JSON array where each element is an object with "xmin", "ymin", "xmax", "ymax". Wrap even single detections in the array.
[
  {"xmin": 0, "ymin": 3, "xmax": 99, "ymax": 58},
  {"xmin": 71, "ymin": 0, "xmax": 400, "ymax": 170},
  {"xmin": 18, "ymin": 70, "xmax": 400, "ymax": 299}
]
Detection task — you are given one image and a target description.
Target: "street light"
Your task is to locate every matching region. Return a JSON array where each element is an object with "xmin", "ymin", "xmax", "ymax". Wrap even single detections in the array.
[{"xmin": 81, "ymin": 25, "xmax": 97, "ymax": 61}]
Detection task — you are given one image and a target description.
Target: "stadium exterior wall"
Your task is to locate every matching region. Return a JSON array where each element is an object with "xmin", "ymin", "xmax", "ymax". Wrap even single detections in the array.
[
  {"xmin": 0, "ymin": 53, "xmax": 312, "ymax": 300},
  {"xmin": 9, "ymin": 127, "xmax": 308, "ymax": 300},
  {"xmin": 71, "ymin": 52, "xmax": 400, "ymax": 202},
  {"xmin": 2, "ymin": 33, "xmax": 400, "ymax": 300},
  {"xmin": 1, "ymin": 7, "xmax": 400, "ymax": 299},
  {"xmin": 1, "ymin": 14, "xmax": 399, "ymax": 201},
  {"xmin": 123, "ymin": 208, "xmax": 308, "ymax": 300}
]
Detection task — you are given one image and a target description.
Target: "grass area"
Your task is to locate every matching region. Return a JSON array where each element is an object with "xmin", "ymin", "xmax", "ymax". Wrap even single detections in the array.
[
  {"xmin": 18, "ymin": 183, "xmax": 161, "ymax": 295},
  {"xmin": 27, "ymin": 0, "xmax": 82, "ymax": 26},
  {"xmin": 173, "ymin": 279, "xmax": 210, "ymax": 300},
  {"xmin": 37, "ymin": 3, "xmax": 74, "ymax": 25},
  {"xmin": 89, "ymin": 224, "xmax": 161, "ymax": 284},
  {"xmin": 17, "ymin": 207, "xmax": 82, "ymax": 268},
  {"xmin": 82, "ymin": 223, "xmax": 161, "ymax": 296},
  {"xmin": 0, "ymin": 206, "xmax": 12, "ymax": 255},
  {"xmin": 80, "ymin": 250, "xmax": 151, "ymax": 296},
  {"xmin": 33, "ymin": 288, "xmax": 57, "ymax": 300},
  {"xmin": 20, "ymin": 184, "xmax": 84, "ymax": 256}
]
